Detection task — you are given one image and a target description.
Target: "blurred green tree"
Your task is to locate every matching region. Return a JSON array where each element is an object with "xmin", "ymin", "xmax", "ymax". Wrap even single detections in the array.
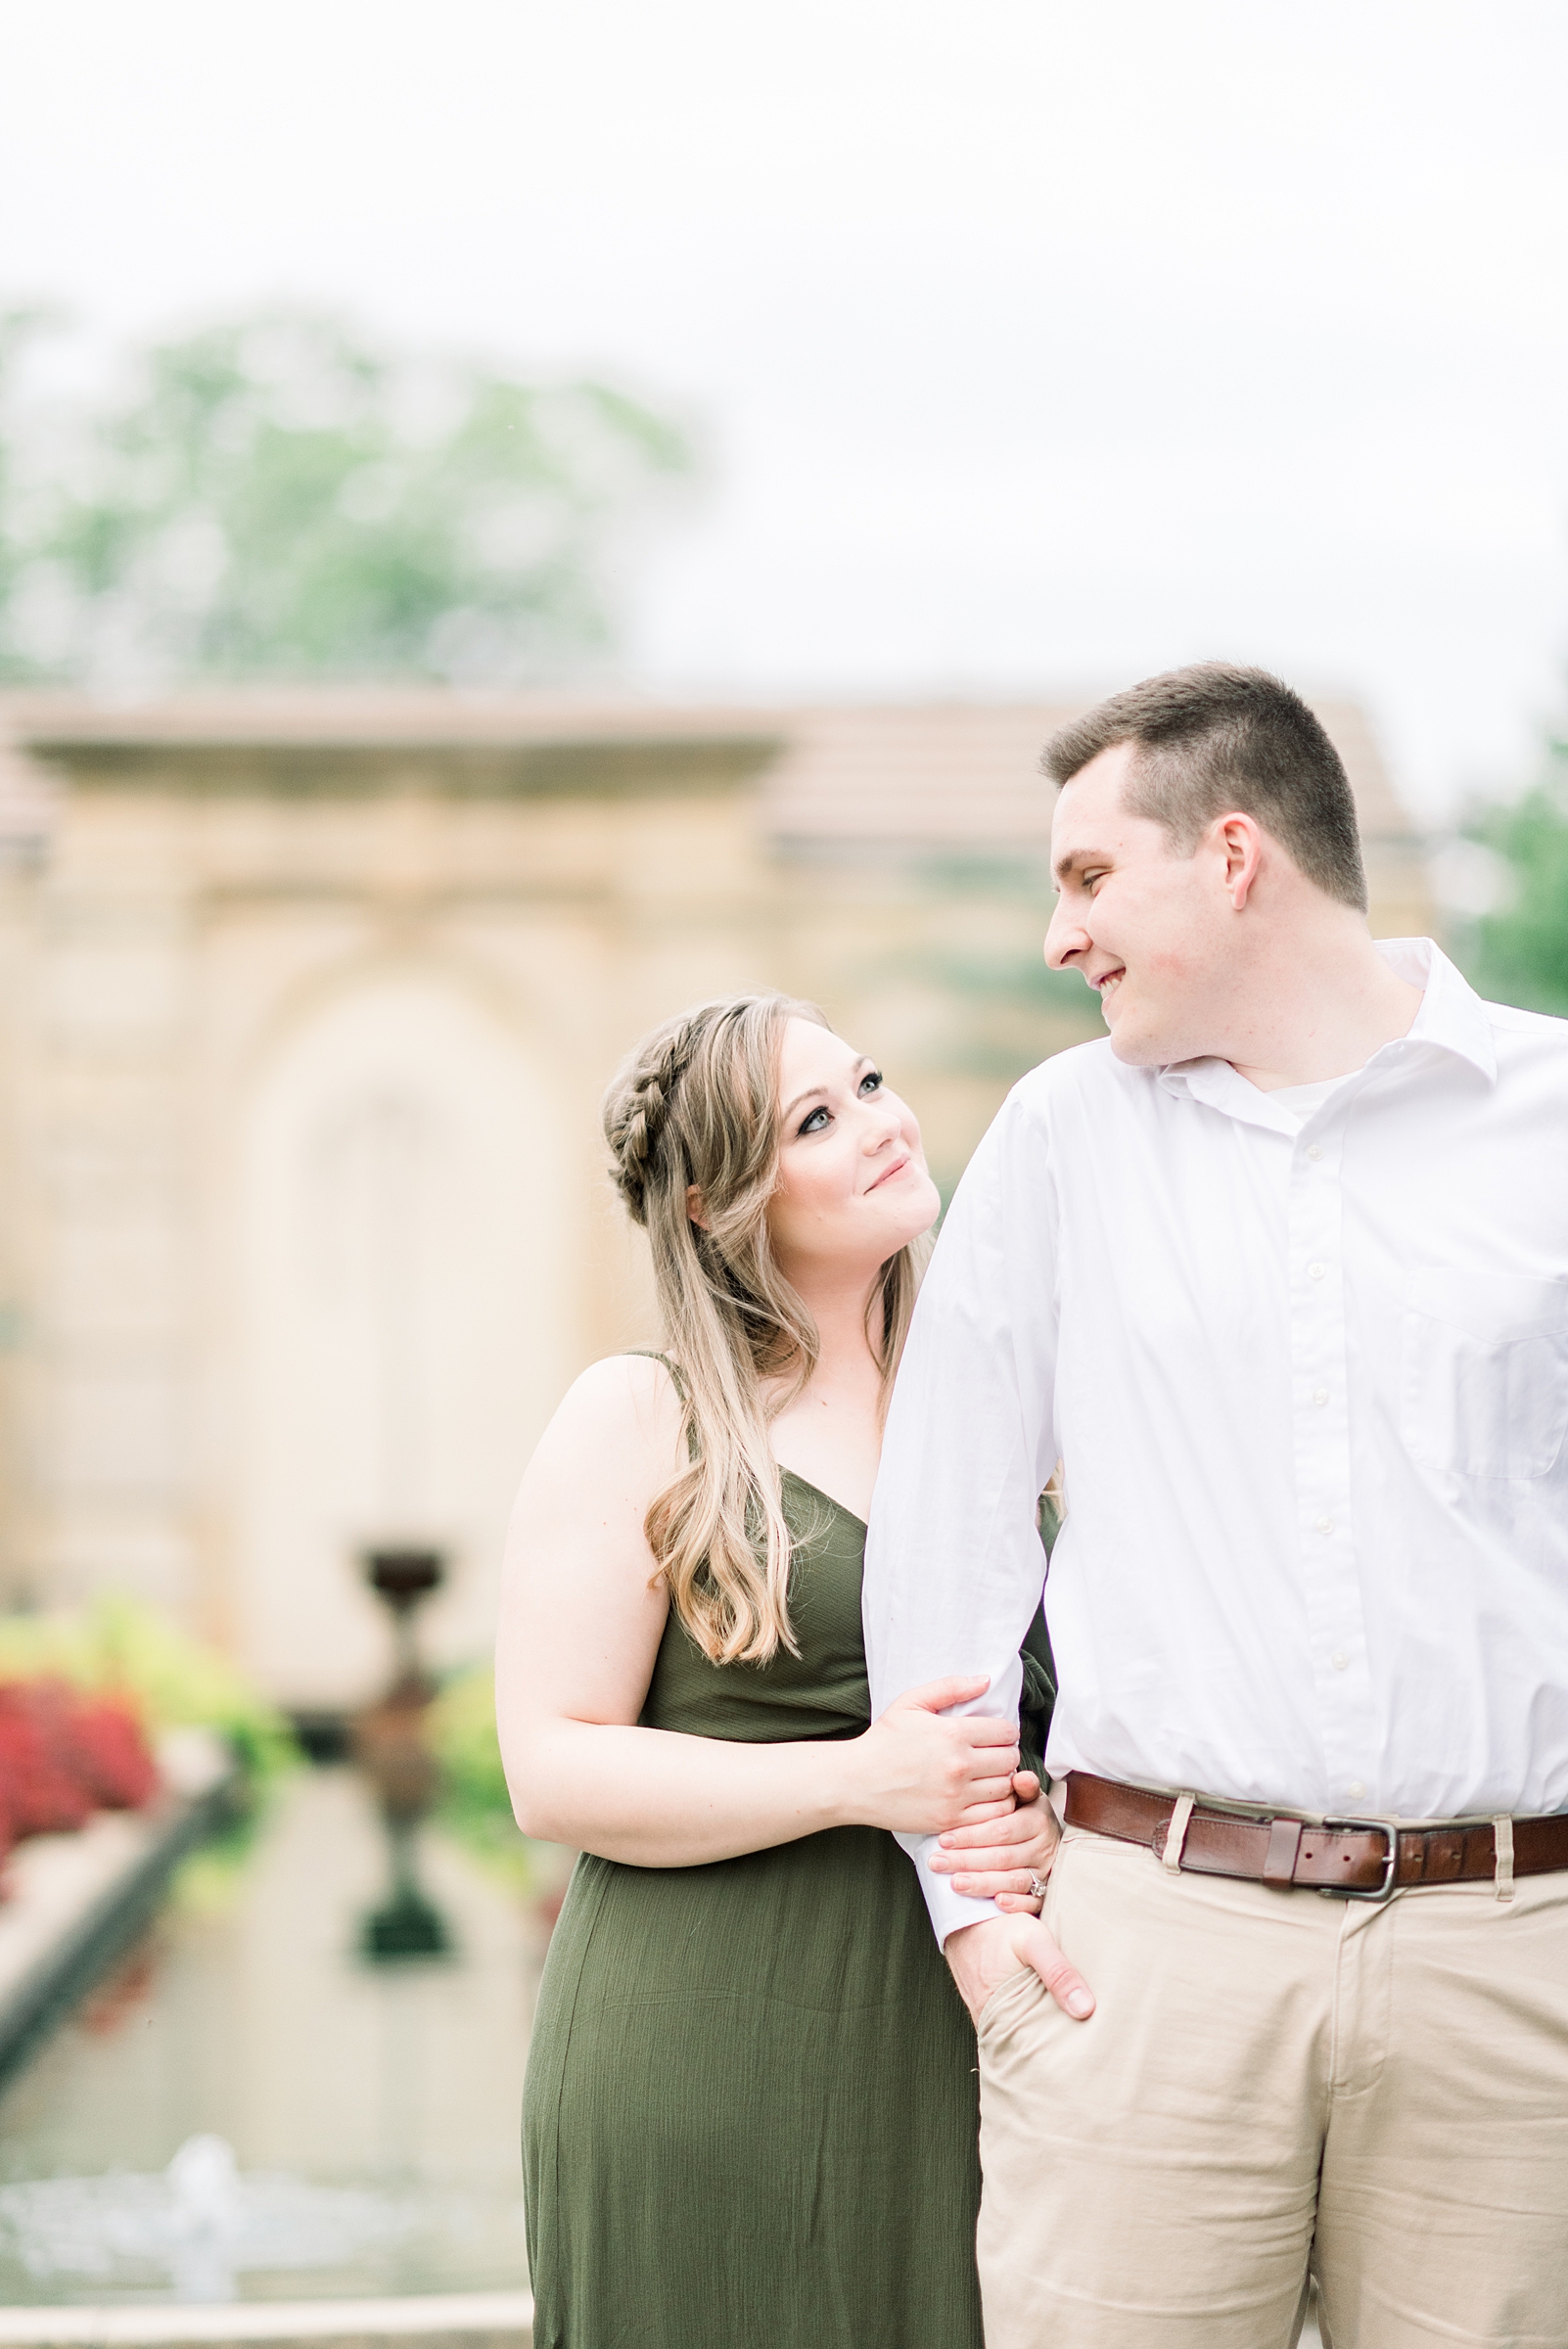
[
  {"xmin": 0, "ymin": 305, "xmax": 60, "ymax": 681},
  {"xmin": 1459, "ymin": 712, "xmax": 1568, "ymax": 1017},
  {"xmin": 0, "ymin": 307, "xmax": 692, "ymax": 686}
]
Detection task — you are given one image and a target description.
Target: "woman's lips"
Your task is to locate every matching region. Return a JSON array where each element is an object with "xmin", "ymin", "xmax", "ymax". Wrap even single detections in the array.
[{"xmin": 867, "ymin": 1152, "xmax": 912, "ymax": 1192}]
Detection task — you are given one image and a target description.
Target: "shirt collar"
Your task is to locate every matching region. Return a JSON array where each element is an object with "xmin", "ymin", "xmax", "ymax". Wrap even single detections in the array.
[
  {"xmin": 1156, "ymin": 937, "xmax": 1499, "ymax": 1128},
  {"xmin": 1377, "ymin": 937, "xmax": 1498, "ymax": 1082}
]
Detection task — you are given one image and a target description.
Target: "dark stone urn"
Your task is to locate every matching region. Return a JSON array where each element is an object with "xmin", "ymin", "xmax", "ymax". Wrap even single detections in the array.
[{"xmin": 353, "ymin": 1546, "xmax": 451, "ymax": 1961}]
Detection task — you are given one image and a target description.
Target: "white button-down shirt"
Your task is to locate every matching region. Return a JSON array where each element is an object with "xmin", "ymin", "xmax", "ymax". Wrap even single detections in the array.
[{"xmin": 863, "ymin": 941, "xmax": 1568, "ymax": 1942}]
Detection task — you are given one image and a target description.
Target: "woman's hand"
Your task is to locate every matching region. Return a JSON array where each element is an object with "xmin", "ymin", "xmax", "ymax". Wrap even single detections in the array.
[
  {"xmin": 927, "ymin": 1769, "xmax": 1060, "ymax": 1911},
  {"xmin": 850, "ymin": 1677, "xmax": 1021, "ymax": 1836}
]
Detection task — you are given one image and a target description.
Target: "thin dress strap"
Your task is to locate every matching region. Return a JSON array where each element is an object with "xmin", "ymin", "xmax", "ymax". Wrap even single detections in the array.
[
  {"xmin": 623, "ymin": 1352, "xmax": 698, "ymax": 1465},
  {"xmin": 623, "ymin": 1347, "xmax": 688, "ymax": 1402}
]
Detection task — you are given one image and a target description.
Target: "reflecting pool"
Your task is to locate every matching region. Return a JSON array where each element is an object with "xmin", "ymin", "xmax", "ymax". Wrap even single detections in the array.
[{"xmin": 0, "ymin": 1769, "xmax": 547, "ymax": 2304}]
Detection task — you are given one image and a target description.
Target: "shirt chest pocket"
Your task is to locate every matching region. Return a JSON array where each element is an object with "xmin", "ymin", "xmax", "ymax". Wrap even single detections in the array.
[{"xmin": 1401, "ymin": 1269, "xmax": 1568, "ymax": 1480}]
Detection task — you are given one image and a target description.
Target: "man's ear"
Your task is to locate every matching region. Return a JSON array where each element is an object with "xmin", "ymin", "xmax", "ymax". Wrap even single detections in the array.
[
  {"xmin": 1214, "ymin": 812, "xmax": 1266, "ymax": 910},
  {"xmin": 686, "ymin": 1182, "xmax": 711, "ymax": 1232}
]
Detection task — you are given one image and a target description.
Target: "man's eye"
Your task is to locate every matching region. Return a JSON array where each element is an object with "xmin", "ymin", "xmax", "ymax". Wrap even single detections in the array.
[
  {"xmin": 799, "ymin": 1106, "xmax": 830, "ymax": 1135},
  {"xmin": 859, "ymin": 1069, "xmax": 884, "ymax": 1096}
]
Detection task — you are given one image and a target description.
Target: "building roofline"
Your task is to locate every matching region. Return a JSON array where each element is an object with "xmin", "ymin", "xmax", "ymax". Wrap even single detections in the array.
[{"xmin": 0, "ymin": 684, "xmax": 1419, "ymax": 845}]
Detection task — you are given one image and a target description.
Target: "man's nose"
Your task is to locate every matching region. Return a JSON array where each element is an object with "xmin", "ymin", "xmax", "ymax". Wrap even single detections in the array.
[{"xmin": 1043, "ymin": 898, "xmax": 1088, "ymax": 970}]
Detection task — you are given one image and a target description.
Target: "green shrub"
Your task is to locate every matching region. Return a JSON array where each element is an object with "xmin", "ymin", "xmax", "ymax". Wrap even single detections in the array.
[
  {"xmin": 0, "ymin": 1591, "xmax": 297, "ymax": 1781},
  {"xmin": 428, "ymin": 1660, "xmax": 511, "ymax": 1819},
  {"xmin": 427, "ymin": 1660, "xmax": 573, "ymax": 1901}
]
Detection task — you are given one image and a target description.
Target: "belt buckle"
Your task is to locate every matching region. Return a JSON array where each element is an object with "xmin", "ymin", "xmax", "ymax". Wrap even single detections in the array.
[{"xmin": 1317, "ymin": 1816, "xmax": 1400, "ymax": 1901}]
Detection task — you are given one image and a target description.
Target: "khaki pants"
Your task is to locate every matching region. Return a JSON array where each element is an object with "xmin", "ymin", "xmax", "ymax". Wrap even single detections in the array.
[{"xmin": 976, "ymin": 1823, "xmax": 1568, "ymax": 2349}]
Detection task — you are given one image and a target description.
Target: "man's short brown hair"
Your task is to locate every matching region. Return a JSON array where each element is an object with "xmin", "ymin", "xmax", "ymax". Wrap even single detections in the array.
[{"xmin": 1041, "ymin": 663, "xmax": 1367, "ymax": 912}]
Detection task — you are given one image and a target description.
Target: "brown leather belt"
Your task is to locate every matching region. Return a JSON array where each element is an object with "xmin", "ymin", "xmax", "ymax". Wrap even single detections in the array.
[{"xmin": 1064, "ymin": 1772, "xmax": 1568, "ymax": 1899}]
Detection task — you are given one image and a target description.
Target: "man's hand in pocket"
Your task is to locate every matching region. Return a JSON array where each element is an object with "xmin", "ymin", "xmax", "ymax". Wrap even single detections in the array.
[{"xmin": 945, "ymin": 1912, "xmax": 1095, "ymax": 2024}]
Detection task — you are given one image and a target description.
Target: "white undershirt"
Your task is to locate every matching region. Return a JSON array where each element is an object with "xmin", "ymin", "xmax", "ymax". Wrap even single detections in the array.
[{"xmin": 1259, "ymin": 1074, "xmax": 1352, "ymax": 1126}]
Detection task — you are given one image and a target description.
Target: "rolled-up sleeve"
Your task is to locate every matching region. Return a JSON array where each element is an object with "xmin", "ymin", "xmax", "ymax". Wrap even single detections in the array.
[{"xmin": 862, "ymin": 1084, "xmax": 1061, "ymax": 1944}]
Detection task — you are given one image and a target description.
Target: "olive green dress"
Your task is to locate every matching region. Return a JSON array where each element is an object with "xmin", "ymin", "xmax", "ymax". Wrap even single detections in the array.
[{"xmin": 522, "ymin": 1414, "xmax": 1053, "ymax": 2349}]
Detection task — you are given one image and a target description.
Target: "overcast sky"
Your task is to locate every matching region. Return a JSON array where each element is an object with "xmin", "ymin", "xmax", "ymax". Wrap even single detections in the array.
[{"xmin": 3, "ymin": 0, "xmax": 1567, "ymax": 821}]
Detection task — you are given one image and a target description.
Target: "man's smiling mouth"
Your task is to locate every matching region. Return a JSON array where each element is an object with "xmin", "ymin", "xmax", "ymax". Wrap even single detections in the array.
[{"xmin": 1094, "ymin": 968, "xmax": 1126, "ymax": 1000}]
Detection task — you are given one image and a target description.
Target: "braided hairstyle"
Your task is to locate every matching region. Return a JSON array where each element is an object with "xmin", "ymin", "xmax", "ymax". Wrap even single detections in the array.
[
  {"xmin": 601, "ymin": 992, "xmax": 926, "ymax": 1665},
  {"xmin": 603, "ymin": 1013, "xmax": 703, "ymax": 1229}
]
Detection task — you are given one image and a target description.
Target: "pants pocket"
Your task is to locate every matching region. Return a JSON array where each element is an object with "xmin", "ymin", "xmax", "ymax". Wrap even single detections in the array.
[{"xmin": 976, "ymin": 1960, "xmax": 1041, "ymax": 2047}]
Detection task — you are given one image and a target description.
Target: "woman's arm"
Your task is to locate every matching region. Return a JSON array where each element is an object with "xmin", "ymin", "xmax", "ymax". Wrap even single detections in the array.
[{"xmin": 495, "ymin": 1355, "xmax": 1022, "ymax": 1868}]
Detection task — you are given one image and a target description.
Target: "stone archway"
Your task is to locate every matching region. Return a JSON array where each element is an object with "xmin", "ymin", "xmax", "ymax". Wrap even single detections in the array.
[{"xmin": 235, "ymin": 971, "xmax": 570, "ymax": 1707}]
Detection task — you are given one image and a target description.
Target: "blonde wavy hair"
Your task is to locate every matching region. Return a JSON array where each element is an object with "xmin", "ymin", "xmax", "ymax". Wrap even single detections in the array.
[{"xmin": 603, "ymin": 991, "xmax": 930, "ymax": 1666}]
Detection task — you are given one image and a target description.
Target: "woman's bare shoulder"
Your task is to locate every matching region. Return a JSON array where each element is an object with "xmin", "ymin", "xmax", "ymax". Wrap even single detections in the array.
[
  {"xmin": 563, "ymin": 1350, "xmax": 684, "ymax": 1422},
  {"xmin": 529, "ymin": 1352, "xmax": 686, "ymax": 1493}
]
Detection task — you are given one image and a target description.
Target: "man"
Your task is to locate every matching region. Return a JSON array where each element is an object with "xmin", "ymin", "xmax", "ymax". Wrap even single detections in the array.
[{"xmin": 863, "ymin": 664, "xmax": 1568, "ymax": 2349}]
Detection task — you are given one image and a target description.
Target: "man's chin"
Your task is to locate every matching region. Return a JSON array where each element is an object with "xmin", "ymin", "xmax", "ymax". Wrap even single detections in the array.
[
  {"xmin": 1106, "ymin": 1015, "xmax": 1167, "ymax": 1068},
  {"xmin": 1099, "ymin": 985, "xmax": 1176, "ymax": 1066}
]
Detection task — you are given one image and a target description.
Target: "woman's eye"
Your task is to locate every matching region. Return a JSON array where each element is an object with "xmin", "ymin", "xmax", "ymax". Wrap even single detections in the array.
[
  {"xmin": 858, "ymin": 1069, "xmax": 884, "ymax": 1096},
  {"xmin": 799, "ymin": 1106, "xmax": 830, "ymax": 1135}
]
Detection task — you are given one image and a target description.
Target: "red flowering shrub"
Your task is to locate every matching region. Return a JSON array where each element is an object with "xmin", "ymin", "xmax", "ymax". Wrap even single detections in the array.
[
  {"xmin": 0, "ymin": 1684, "xmax": 95, "ymax": 1836},
  {"xmin": 0, "ymin": 1678, "xmax": 160, "ymax": 1846},
  {"xmin": 67, "ymin": 1695, "xmax": 161, "ymax": 1809}
]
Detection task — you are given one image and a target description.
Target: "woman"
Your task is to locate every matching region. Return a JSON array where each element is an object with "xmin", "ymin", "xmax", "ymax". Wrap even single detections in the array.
[{"xmin": 496, "ymin": 992, "xmax": 1059, "ymax": 2349}]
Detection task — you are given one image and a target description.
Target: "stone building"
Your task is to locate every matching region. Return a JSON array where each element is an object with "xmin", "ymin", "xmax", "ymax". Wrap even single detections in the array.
[{"xmin": 0, "ymin": 691, "xmax": 1430, "ymax": 1708}]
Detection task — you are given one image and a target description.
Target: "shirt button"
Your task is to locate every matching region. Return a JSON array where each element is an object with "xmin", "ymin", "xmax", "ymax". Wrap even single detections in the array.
[
  {"xmin": 1313, "ymin": 1388, "xmax": 1329, "ymax": 1407},
  {"xmin": 1347, "ymin": 1781, "xmax": 1366, "ymax": 1800},
  {"xmin": 1315, "ymin": 1516, "xmax": 1335, "ymax": 1536},
  {"xmin": 1331, "ymin": 1651, "xmax": 1349, "ymax": 1672},
  {"xmin": 1309, "ymin": 1262, "xmax": 1326, "ymax": 1280},
  {"xmin": 1307, "ymin": 1143, "xmax": 1324, "ymax": 1162}
]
